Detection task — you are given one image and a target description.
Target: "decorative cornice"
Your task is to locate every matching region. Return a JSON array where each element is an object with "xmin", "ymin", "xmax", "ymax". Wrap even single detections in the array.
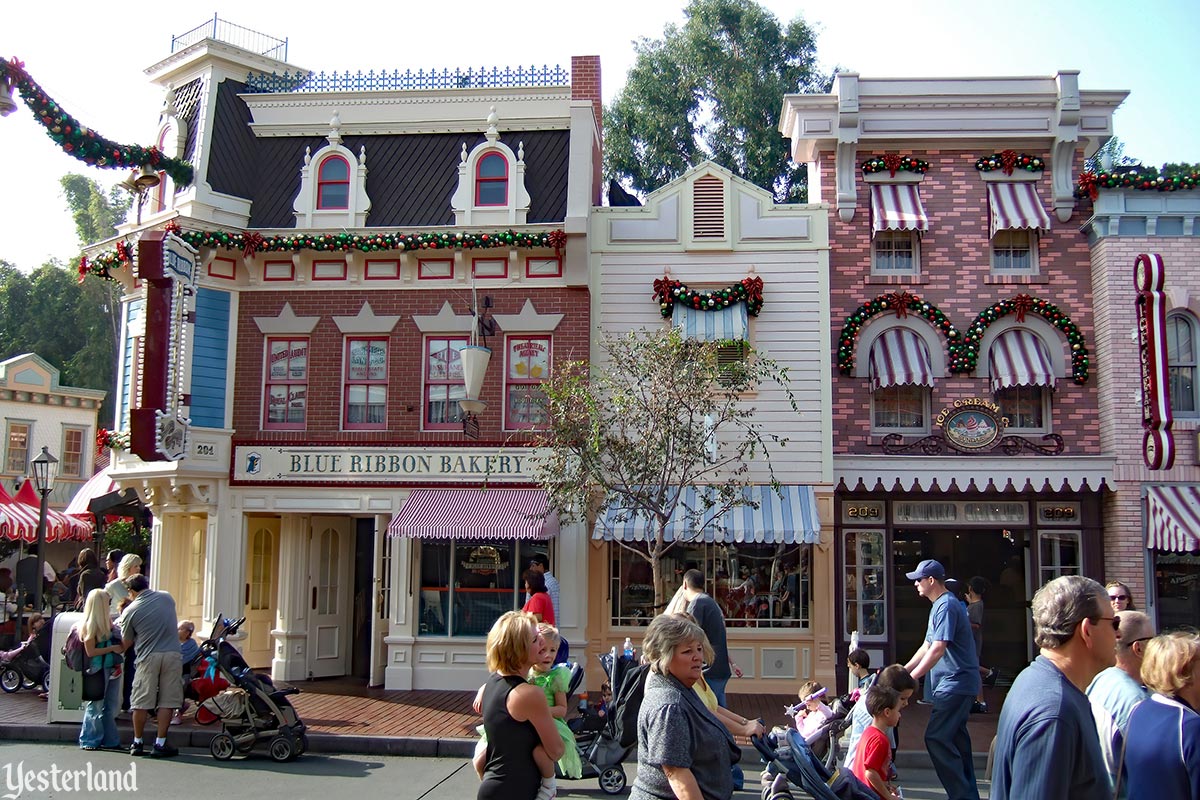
[
  {"xmin": 834, "ymin": 454, "xmax": 1114, "ymax": 493},
  {"xmin": 253, "ymin": 302, "xmax": 320, "ymax": 335},
  {"xmin": 332, "ymin": 302, "xmax": 401, "ymax": 335}
]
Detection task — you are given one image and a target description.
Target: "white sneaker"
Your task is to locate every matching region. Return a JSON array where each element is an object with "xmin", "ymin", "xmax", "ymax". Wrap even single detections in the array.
[{"xmin": 534, "ymin": 778, "xmax": 557, "ymax": 800}]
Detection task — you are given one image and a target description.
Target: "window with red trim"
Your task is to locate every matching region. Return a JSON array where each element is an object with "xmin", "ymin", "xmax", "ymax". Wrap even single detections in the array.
[
  {"xmin": 505, "ymin": 335, "xmax": 551, "ymax": 429},
  {"xmin": 345, "ymin": 338, "xmax": 388, "ymax": 429},
  {"xmin": 317, "ymin": 156, "xmax": 351, "ymax": 210},
  {"xmin": 475, "ymin": 153, "xmax": 508, "ymax": 206},
  {"xmin": 264, "ymin": 338, "xmax": 308, "ymax": 429},
  {"xmin": 424, "ymin": 337, "xmax": 467, "ymax": 428}
]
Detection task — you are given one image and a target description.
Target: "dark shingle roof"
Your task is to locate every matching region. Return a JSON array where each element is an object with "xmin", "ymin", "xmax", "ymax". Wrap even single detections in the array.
[{"xmin": 206, "ymin": 79, "xmax": 569, "ymax": 229}]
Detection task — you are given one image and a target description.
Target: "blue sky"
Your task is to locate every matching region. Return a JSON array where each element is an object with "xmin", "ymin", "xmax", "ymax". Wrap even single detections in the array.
[{"xmin": 1, "ymin": 0, "xmax": 1196, "ymax": 271}]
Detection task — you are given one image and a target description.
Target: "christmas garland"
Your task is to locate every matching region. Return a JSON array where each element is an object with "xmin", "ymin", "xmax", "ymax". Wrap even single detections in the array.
[
  {"xmin": 861, "ymin": 155, "xmax": 929, "ymax": 176},
  {"xmin": 955, "ymin": 294, "xmax": 1088, "ymax": 383},
  {"xmin": 96, "ymin": 428, "xmax": 129, "ymax": 451},
  {"xmin": 0, "ymin": 57, "xmax": 195, "ymax": 186},
  {"xmin": 1075, "ymin": 169, "xmax": 1200, "ymax": 201},
  {"xmin": 78, "ymin": 223, "xmax": 568, "ymax": 281},
  {"xmin": 975, "ymin": 151, "xmax": 1045, "ymax": 175},
  {"xmin": 652, "ymin": 276, "xmax": 764, "ymax": 318},
  {"xmin": 836, "ymin": 292, "xmax": 960, "ymax": 374}
]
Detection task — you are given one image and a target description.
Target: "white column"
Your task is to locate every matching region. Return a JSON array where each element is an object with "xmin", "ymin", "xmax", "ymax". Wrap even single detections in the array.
[
  {"xmin": 204, "ymin": 487, "xmax": 245, "ymax": 633},
  {"xmin": 384, "ymin": 533, "xmax": 415, "ymax": 689},
  {"xmin": 272, "ymin": 514, "xmax": 309, "ymax": 682}
]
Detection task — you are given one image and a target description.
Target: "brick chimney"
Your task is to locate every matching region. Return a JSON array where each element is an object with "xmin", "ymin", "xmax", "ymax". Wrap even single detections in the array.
[{"xmin": 571, "ymin": 55, "xmax": 602, "ymax": 204}]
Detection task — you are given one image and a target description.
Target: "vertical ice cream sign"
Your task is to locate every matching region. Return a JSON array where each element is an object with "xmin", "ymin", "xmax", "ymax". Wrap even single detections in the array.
[
  {"xmin": 130, "ymin": 231, "xmax": 197, "ymax": 462},
  {"xmin": 1134, "ymin": 253, "xmax": 1174, "ymax": 470}
]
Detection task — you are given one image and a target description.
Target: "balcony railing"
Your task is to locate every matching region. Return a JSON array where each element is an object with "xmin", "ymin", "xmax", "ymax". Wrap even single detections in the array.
[
  {"xmin": 243, "ymin": 64, "xmax": 570, "ymax": 94},
  {"xmin": 171, "ymin": 15, "xmax": 288, "ymax": 60}
]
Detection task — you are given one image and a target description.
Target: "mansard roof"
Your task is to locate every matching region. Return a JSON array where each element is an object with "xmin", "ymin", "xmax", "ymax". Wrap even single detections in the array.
[{"xmin": 206, "ymin": 80, "xmax": 569, "ymax": 229}]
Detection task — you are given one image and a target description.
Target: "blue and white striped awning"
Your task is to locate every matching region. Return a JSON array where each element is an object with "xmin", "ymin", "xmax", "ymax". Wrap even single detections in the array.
[
  {"xmin": 672, "ymin": 303, "xmax": 749, "ymax": 342},
  {"xmin": 592, "ymin": 484, "xmax": 820, "ymax": 544}
]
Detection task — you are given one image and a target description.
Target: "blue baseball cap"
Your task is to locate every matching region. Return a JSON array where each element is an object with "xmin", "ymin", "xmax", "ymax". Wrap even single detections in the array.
[{"xmin": 905, "ymin": 559, "xmax": 946, "ymax": 581}]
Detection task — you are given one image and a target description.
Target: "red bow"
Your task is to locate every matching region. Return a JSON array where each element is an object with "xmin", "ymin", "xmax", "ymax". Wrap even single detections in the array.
[
  {"xmin": 742, "ymin": 276, "xmax": 764, "ymax": 303},
  {"xmin": 115, "ymin": 241, "xmax": 132, "ymax": 263},
  {"xmin": 653, "ymin": 276, "xmax": 678, "ymax": 302},
  {"xmin": 1012, "ymin": 294, "xmax": 1034, "ymax": 323},
  {"xmin": 887, "ymin": 291, "xmax": 915, "ymax": 318},
  {"xmin": 883, "ymin": 154, "xmax": 902, "ymax": 178},
  {"xmin": 1077, "ymin": 172, "xmax": 1099, "ymax": 201},
  {"xmin": 242, "ymin": 232, "xmax": 265, "ymax": 259},
  {"xmin": 77, "ymin": 255, "xmax": 89, "ymax": 284},
  {"xmin": 164, "ymin": 220, "xmax": 182, "ymax": 235},
  {"xmin": 547, "ymin": 229, "xmax": 567, "ymax": 255},
  {"xmin": 1000, "ymin": 150, "xmax": 1018, "ymax": 176}
]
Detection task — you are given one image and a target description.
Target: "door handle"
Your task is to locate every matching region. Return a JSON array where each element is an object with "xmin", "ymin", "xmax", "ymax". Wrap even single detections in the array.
[
  {"xmin": 312, "ymin": 587, "xmax": 317, "ymax": 610},
  {"xmin": 245, "ymin": 584, "xmax": 249, "ymax": 605}
]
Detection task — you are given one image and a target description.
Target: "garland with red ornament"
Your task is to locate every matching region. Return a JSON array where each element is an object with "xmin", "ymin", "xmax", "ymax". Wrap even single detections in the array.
[
  {"xmin": 0, "ymin": 57, "xmax": 194, "ymax": 186},
  {"xmin": 954, "ymin": 294, "xmax": 1089, "ymax": 383},
  {"xmin": 1075, "ymin": 168, "xmax": 1200, "ymax": 201},
  {"xmin": 652, "ymin": 276, "xmax": 764, "ymax": 318},
  {"xmin": 836, "ymin": 292, "xmax": 960, "ymax": 374},
  {"xmin": 77, "ymin": 222, "xmax": 568, "ymax": 281},
  {"xmin": 96, "ymin": 428, "xmax": 129, "ymax": 451},
  {"xmin": 861, "ymin": 155, "xmax": 929, "ymax": 176},
  {"xmin": 975, "ymin": 151, "xmax": 1045, "ymax": 175}
]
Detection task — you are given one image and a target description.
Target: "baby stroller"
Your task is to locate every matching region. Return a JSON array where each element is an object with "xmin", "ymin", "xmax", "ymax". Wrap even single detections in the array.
[
  {"xmin": 0, "ymin": 634, "xmax": 49, "ymax": 693},
  {"xmin": 189, "ymin": 614, "xmax": 307, "ymax": 762},
  {"xmin": 753, "ymin": 729, "xmax": 878, "ymax": 800},
  {"xmin": 783, "ymin": 695, "xmax": 854, "ymax": 770},
  {"xmin": 562, "ymin": 650, "xmax": 642, "ymax": 795}
]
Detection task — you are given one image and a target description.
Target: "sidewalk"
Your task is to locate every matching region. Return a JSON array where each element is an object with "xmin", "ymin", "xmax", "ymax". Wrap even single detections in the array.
[{"xmin": 0, "ymin": 679, "xmax": 1003, "ymax": 764}]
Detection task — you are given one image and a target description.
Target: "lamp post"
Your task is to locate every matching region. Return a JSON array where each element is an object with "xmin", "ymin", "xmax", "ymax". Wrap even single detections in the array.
[{"xmin": 31, "ymin": 447, "xmax": 58, "ymax": 614}]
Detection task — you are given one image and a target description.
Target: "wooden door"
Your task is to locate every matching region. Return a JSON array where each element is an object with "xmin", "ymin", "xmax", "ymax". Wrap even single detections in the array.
[
  {"xmin": 243, "ymin": 518, "xmax": 279, "ymax": 668},
  {"xmin": 307, "ymin": 517, "xmax": 353, "ymax": 678}
]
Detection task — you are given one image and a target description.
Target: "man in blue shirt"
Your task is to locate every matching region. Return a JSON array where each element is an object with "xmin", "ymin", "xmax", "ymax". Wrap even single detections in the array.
[
  {"xmin": 992, "ymin": 574, "xmax": 1116, "ymax": 799},
  {"xmin": 1088, "ymin": 610, "xmax": 1153, "ymax": 798},
  {"xmin": 903, "ymin": 559, "xmax": 980, "ymax": 800}
]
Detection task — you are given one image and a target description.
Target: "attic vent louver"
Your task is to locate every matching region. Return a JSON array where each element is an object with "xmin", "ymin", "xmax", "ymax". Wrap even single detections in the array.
[{"xmin": 693, "ymin": 176, "xmax": 725, "ymax": 239}]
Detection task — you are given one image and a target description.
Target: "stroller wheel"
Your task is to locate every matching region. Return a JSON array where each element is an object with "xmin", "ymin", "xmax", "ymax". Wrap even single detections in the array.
[
  {"xmin": 268, "ymin": 733, "xmax": 295, "ymax": 763},
  {"xmin": 598, "ymin": 766, "xmax": 627, "ymax": 795},
  {"xmin": 295, "ymin": 733, "xmax": 309, "ymax": 755},
  {"xmin": 0, "ymin": 668, "xmax": 21, "ymax": 693},
  {"xmin": 39, "ymin": 667, "xmax": 50, "ymax": 694},
  {"xmin": 209, "ymin": 732, "xmax": 236, "ymax": 761}
]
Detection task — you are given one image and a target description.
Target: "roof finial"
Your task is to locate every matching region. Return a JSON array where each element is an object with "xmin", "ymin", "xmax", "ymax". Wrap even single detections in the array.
[
  {"xmin": 327, "ymin": 111, "xmax": 342, "ymax": 145},
  {"xmin": 485, "ymin": 106, "xmax": 499, "ymax": 142}
]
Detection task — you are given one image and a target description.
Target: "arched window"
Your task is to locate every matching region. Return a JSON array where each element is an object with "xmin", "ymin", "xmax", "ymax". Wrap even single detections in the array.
[
  {"xmin": 317, "ymin": 156, "xmax": 350, "ymax": 209},
  {"xmin": 475, "ymin": 153, "xmax": 508, "ymax": 206},
  {"xmin": 1167, "ymin": 312, "xmax": 1198, "ymax": 416}
]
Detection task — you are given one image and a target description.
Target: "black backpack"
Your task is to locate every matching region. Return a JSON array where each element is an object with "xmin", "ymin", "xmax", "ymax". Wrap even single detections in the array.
[{"xmin": 613, "ymin": 662, "xmax": 650, "ymax": 748}]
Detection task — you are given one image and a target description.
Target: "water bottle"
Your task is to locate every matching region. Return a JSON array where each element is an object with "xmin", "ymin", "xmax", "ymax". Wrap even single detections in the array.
[{"xmin": 622, "ymin": 637, "xmax": 634, "ymax": 659}]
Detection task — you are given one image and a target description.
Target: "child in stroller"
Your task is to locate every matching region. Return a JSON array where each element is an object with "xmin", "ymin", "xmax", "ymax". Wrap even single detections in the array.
[
  {"xmin": 753, "ymin": 728, "xmax": 878, "ymax": 800},
  {"xmin": 0, "ymin": 612, "xmax": 49, "ymax": 693},
  {"xmin": 782, "ymin": 680, "xmax": 852, "ymax": 767}
]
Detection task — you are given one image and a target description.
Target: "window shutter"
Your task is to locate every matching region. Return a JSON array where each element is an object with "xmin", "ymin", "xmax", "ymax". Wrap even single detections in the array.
[{"xmin": 693, "ymin": 176, "xmax": 726, "ymax": 239}]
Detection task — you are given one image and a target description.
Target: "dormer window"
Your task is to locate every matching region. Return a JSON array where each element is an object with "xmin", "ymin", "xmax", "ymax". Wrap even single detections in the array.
[
  {"xmin": 317, "ymin": 156, "xmax": 350, "ymax": 209},
  {"xmin": 476, "ymin": 153, "xmax": 508, "ymax": 206}
]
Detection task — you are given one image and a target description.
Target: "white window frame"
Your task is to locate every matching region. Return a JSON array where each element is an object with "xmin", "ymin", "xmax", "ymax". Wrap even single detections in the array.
[
  {"xmin": 1167, "ymin": 311, "xmax": 1199, "ymax": 417},
  {"xmin": 870, "ymin": 385, "xmax": 931, "ymax": 436},
  {"xmin": 871, "ymin": 229, "xmax": 920, "ymax": 276},
  {"xmin": 60, "ymin": 426, "xmax": 87, "ymax": 478},
  {"xmin": 995, "ymin": 384, "xmax": 1051, "ymax": 434},
  {"xmin": 5, "ymin": 420, "xmax": 31, "ymax": 475},
  {"xmin": 991, "ymin": 229, "xmax": 1039, "ymax": 275}
]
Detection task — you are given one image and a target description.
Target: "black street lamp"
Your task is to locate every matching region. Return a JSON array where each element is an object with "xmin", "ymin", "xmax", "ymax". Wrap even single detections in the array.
[{"xmin": 31, "ymin": 446, "xmax": 58, "ymax": 614}]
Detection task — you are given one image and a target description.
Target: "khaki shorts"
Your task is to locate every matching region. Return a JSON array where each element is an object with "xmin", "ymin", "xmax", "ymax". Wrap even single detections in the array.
[{"xmin": 130, "ymin": 651, "xmax": 184, "ymax": 711}]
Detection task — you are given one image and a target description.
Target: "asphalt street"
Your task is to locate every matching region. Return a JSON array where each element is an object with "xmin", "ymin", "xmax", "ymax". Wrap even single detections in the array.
[{"xmin": 0, "ymin": 742, "xmax": 988, "ymax": 799}]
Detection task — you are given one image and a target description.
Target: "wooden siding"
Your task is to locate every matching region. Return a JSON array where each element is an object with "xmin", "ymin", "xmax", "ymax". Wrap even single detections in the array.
[{"xmin": 189, "ymin": 288, "xmax": 230, "ymax": 429}]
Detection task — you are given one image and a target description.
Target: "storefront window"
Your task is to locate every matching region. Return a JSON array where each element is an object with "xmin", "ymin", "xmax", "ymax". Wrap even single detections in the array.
[
  {"xmin": 418, "ymin": 539, "xmax": 546, "ymax": 637},
  {"xmin": 1154, "ymin": 552, "xmax": 1200, "ymax": 632},
  {"xmin": 1038, "ymin": 530, "xmax": 1081, "ymax": 585},
  {"xmin": 609, "ymin": 542, "xmax": 811, "ymax": 629},
  {"xmin": 844, "ymin": 529, "xmax": 886, "ymax": 639}
]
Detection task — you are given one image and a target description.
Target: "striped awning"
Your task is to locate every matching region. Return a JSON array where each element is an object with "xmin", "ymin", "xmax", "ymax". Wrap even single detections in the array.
[
  {"xmin": 593, "ymin": 484, "xmax": 820, "ymax": 545},
  {"xmin": 387, "ymin": 488, "xmax": 558, "ymax": 540},
  {"xmin": 987, "ymin": 182, "xmax": 1052, "ymax": 236},
  {"xmin": 868, "ymin": 328, "xmax": 934, "ymax": 390},
  {"xmin": 65, "ymin": 469, "xmax": 116, "ymax": 516},
  {"xmin": 1146, "ymin": 485, "xmax": 1200, "ymax": 553},
  {"xmin": 14, "ymin": 480, "xmax": 93, "ymax": 542},
  {"xmin": 989, "ymin": 329, "xmax": 1056, "ymax": 392},
  {"xmin": 870, "ymin": 184, "xmax": 928, "ymax": 233},
  {"xmin": 672, "ymin": 303, "xmax": 748, "ymax": 342}
]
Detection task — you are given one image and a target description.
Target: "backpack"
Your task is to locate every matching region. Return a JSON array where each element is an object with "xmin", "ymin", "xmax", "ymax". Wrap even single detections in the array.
[{"xmin": 62, "ymin": 626, "xmax": 87, "ymax": 672}]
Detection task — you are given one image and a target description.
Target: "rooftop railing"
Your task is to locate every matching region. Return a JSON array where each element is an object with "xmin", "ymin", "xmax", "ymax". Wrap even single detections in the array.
[
  {"xmin": 243, "ymin": 64, "xmax": 570, "ymax": 94},
  {"xmin": 171, "ymin": 15, "xmax": 288, "ymax": 60}
]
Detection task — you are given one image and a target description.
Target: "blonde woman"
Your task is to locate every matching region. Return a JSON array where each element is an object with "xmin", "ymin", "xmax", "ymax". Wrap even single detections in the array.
[
  {"xmin": 77, "ymin": 588, "xmax": 125, "ymax": 750},
  {"xmin": 1121, "ymin": 631, "xmax": 1200, "ymax": 798},
  {"xmin": 106, "ymin": 554, "xmax": 142, "ymax": 613}
]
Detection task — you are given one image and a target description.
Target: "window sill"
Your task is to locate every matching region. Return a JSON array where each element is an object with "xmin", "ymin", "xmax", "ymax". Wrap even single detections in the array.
[
  {"xmin": 869, "ymin": 433, "xmax": 930, "ymax": 445},
  {"xmin": 866, "ymin": 275, "xmax": 926, "ymax": 285},
  {"xmin": 984, "ymin": 274, "xmax": 1049, "ymax": 285}
]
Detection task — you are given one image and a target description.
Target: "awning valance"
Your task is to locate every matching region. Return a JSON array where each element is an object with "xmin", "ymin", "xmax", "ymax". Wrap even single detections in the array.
[
  {"xmin": 387, "ymin": 488, "xmax": 558, "ymax": 540},
  {"xmin": 868, "ymin": 328, "xmax": 934, "ymax": 390},
  {"xmin": 870, "ymin": 184, "xmax": 928, "ymax": 233},
  {"xmin": 592, "ymin": 484, "xmax": 819, "ymax": 545},
  {"xmin": 1146, "ymin": 485, "xmax": 1200, "ymax": 553},
  {"xmin": 989, "ymin": 328, "xmax": 1056, "ymax": 392},
  {"xmin": 987, "ymin": 182, "xmax": 1052, "ymax": 236},
  {"xmin": 672, "ymin": 303, "xmax": 748, "ymax": 342}
]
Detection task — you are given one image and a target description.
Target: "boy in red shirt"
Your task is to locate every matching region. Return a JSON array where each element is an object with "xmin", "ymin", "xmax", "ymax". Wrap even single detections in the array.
[{"xmin": 853, "ymin": 685, "xmax": 903, "ymax": 800}]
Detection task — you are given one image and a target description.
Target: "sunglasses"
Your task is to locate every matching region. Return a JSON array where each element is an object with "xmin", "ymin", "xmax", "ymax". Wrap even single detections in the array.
[
  {"xmin": 1090, "ymin": 615, "xmax": 1120, "ymax": 631},
  {"xmin": 1109, "ymin": 594, "xmax": 1130, "ymax": 602}
]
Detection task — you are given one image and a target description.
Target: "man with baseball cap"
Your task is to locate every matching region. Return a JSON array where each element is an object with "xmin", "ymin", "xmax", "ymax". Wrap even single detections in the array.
[{"xmin": 902, "ymin": 559, "xmax": 981, "ymax": 799}]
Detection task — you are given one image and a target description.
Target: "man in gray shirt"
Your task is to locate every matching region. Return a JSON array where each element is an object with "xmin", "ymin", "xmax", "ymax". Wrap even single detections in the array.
[{"xmin": 120, "ymin": 574, "xmax": 182, "ymax": 758}]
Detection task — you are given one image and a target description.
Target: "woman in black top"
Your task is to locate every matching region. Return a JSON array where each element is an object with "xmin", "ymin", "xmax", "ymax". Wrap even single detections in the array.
[{"xmin": 478, "ymin": 611, "xmax": 564, "ymax": 800}]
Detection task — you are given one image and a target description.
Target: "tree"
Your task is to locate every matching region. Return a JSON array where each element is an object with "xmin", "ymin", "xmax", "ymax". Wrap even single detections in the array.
[
  {"xmin": 1085, "ymin": 136, "xmax": 1140, "ymax": 173},
  {"xmin": 604, "ymin": 0, "xmax": 831, "ymax": 202},
  {"xmin": 534, "ymin": 327, "xmax": 796, "ymax": 610},
  {"xmin": 59, "ymin": 174, "xmax": 131, "ymax": 247}
]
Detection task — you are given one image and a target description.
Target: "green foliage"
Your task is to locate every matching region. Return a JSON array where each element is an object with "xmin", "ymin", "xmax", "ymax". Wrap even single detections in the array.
[
  {"xmin": 604, "ymin": 0, "xmax": 831, "ymax": 203},
  {"xmin": 533, "ymin": 326, "xmax": 796, "ymax": 607},
  {"xmin": 98, "ymin": 519, "xmax": 148, "ymax": 560},
  {"xmin": 59, "ymin": 174, "xmax": 131, "ymax": 246},
  {"xmin": 1084, "ymin": 137, "xmax": 1198, "ymax": 179}
]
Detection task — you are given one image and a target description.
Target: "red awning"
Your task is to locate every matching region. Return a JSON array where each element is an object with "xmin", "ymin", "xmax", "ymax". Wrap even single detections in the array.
[
  {"xmin": 388, "ymin": 489, "xmax": 558, "ymax": 540},
  {"xmin": 0, "ymin": 484, "xmax": 41, "ymax": 543},
  {"xmin": 1146, "ymin": 485, "xmax": 1200, "ymax": 553},
  {"xmin": 65, "ymin": 469, "xmax": 116, "ymax": 516},
  {"xmin": 987, "ymin": 182, "xmax": 1052, "ymax": 236},
  {"xmin": 9, "ymin": 480, "xmax": 93, "ymax": 542},
  {"xmin": 989, "ymin": 328, "xmax": 1056, "ymax": 392},
  {"xmin": 868, "ymin": 328, "xmax": 935, "ymax": 390},
  {"xmin": 870, "ymin": 184, "xmax": 928, "ymax": 233}
]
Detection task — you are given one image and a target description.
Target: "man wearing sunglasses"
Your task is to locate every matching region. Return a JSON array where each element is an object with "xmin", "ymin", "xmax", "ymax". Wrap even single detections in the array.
[
  {"xmin": 1087, "ymin": 610, "xmax": 1155, "ymax": 798},
  {"xmin": 992, "ymin": 575, "xmax": 1119, "ymax": 799}
]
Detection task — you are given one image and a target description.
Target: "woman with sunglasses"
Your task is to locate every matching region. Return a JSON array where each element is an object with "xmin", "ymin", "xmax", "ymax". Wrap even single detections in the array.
[{"xmin": 1106, "ymin": 581, "xmax": 1135, "ymax": 613}]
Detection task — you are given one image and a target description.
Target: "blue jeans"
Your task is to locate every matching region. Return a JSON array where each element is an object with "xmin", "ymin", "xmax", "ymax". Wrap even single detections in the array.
[
  {"xmin": 925, "ymin": 691, "xmax": 979, "ymax": 800},
  {"xmin": 79, "ymin": 668, "xmax": 122, "ymax": 749}
]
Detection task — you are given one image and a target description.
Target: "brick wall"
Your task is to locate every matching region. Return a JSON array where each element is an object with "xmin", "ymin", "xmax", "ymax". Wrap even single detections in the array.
[
  {"xmin": 231, "ymin": 286, "xmax": 590, "ymax": 443},
  {"xmin": 824, "ymin": 148, "xmax": 1101, "ymax": 455}
]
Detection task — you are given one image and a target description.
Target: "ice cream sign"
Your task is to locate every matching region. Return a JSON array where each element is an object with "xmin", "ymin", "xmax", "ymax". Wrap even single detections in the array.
[{"xmin": 937, "ymin": 398, "xmax": 1007, "ymax": 451}]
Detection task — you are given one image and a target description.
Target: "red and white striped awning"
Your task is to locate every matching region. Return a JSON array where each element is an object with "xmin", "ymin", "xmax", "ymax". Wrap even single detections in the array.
[
  {"xmin": 870, "ymin": 184, "xmax": 929, "ymax": 233},
  {"xmin": 989, "ymin": 329, "xmax": 1056, "ymax": 392},
  {"xmin": 987, "ymin": 182, "xmax": 1052, "ymax": 236},
  {"xmin": 1145, "ymin": 485, "xmax": 1200, "ymax": 553},
  {"xmin": 65, "ymin": 469, "xmax": 116, "ymax": 517},
  {"xmin": 0, "ymin": 497, "xmax": 40, "ymax": 543},
  {"xmin": 868, "ymin": 328, "xmax": 935, "ymax": 390},
  {"xmin": 387, "ymin": 489, "xmax": 558, "ymax": 540},
  {"xmin": 11, "ymin": 480, "xmax": 93, "ymax": 542}
]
